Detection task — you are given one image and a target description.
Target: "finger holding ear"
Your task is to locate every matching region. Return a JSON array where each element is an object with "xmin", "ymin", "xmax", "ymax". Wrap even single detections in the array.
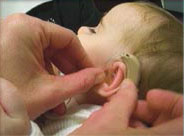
[
  {"xmin": 70, "ymin": 79, "xmax": 138, "ymax": 135},
  {"xmin": 26, "ymin": 68, "xmax": 105, "ymax": 119},
  {"xmin": 104, "ymin": 79, "xmax": 138, "ymax": 128},
  {"xmin": 84, "ymin": 79, "xmax": 138, "ymax": 129}
]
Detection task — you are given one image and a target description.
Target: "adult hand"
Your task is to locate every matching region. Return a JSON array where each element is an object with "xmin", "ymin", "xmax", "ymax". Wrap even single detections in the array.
[
  {"xmin": 0, "ymin": 78, "xmax": 30, "ymax": 135},
  {"xmin": 70, "ymin": 79, "xmax": 138, "ymax": 135},
  {"xmin": 70, "ymin": 80, "xmax": 183, "ymax": 136},
  {"xmin": 133, "ymin": 89, "xmax": 183, "ymax": 135},
  {"xmin": 0, "ymin": 14, "xmax": 104, "ymax": 119}
]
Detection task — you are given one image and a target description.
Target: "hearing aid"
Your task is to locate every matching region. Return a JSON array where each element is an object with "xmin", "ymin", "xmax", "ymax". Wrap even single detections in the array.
[
  {"xmin": 119, "ymin": 53, "xmax": 140, "ymax": 86},
  {"xmin": 105, "ymin": 52, "xmax": 140, "ymax": 86}
]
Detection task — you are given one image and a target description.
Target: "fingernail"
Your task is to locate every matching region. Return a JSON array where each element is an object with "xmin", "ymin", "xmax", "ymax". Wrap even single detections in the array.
[
  {"xmin": 121, "ymin": 79, "xmax": 132, "ymax": 89},
  {"xmin": 95, "ymin": 72, "xmax": 105, "ymax": 84}
]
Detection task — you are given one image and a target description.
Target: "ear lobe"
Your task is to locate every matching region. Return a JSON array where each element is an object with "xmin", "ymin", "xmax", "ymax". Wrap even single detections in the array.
[{"xmin": 97, "ymin": 61, "xmax": 126, "ymax": 97}]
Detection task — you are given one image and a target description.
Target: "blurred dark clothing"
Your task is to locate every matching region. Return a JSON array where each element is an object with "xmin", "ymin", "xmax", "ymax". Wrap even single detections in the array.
[
  {"xmin": 27, "ymin": 0, "xmax": 181, "ymax": 33},
  {"xmin": 94, "ymin": 0, "xmax": 162, "ymax": 12},
  {"xmin": 27, "ymin": 0, "xmax": 102, "ymax": 33},
  {"xmin": 94, "ymin": 0, "xmax": 182, "ymax": 23}
]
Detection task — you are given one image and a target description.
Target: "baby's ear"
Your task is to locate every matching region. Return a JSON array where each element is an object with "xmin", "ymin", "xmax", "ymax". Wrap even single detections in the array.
[
  {"xmin": 97, "ymin": 53, "xmax": 140, "ymax": 98},
  {"xmin": 97, "ymin": 61, "xmax": 126, "ymax": 97}
]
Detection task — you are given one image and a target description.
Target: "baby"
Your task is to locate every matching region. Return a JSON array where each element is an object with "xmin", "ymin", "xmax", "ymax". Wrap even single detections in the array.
[
  {"xmin": 38, "ymin": 2, "xmax": 183, "ymax": 136},
  {"xmin": 77, "ymin": 2, "xmax": 183, "ymax": 98}
]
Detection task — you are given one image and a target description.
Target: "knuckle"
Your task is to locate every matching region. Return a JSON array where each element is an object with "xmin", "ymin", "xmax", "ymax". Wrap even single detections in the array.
[
  {"xmin": 6, "ymin": 13, "xmax": 25, "ymax": 19},
  {"xmin": 3, "ymin": 14, "xmax": 29, "ymax": 34},
  {"xmin": 5, "ymin": 13, "xmax": 27, "ymax": 25},
  {"xmin": 10, "ymin": 13, "xmax": 26, "ymax": 19},
  {"xmin": 171, "ymin": 95, "xmax": 183, "ymax": 117}
]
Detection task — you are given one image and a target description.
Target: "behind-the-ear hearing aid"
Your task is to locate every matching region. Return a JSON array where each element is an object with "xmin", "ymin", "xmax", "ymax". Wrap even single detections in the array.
[
  {"xmin": 119, "ymin": 53, "xmax": 140, "ymax": 86},
  {"xmin": 105, "ymin": 52, "xmax": 140, "ymax": 86}
]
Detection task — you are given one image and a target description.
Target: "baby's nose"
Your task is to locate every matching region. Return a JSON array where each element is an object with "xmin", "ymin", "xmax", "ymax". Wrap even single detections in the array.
[{"xmin": 77, "ymin": 26, "xmax": 90, "ymax": 35}]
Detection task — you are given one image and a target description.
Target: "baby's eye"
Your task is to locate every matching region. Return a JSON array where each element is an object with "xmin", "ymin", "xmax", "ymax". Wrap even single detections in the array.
[{"xmin": 89, "ymin": 27, "xmax": 96, "ymax": 34}]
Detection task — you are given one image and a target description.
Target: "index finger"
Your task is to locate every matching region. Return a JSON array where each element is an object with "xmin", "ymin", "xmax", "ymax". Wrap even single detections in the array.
[{"xmin": 42, "ymin": 21, "xmax": 94, "ymax": 73}]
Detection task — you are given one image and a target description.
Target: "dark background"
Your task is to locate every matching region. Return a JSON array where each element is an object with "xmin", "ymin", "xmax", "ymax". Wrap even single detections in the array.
[
  {"xmin": 27, "ymin": 0, "xmax": 183, "ymax": 33},
  {"xmin": 94, "ymin": 0, "xmax": 182, "ymax": 22},
  {"xmin": 94, "ymin": 0, "xmax": 162, "ymax": 12}
]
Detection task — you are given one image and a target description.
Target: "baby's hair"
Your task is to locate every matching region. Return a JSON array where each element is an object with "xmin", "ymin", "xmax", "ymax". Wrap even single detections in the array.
[{"xmin": 117, "ymin": 2, "xmax": 183, "ymax": 98}]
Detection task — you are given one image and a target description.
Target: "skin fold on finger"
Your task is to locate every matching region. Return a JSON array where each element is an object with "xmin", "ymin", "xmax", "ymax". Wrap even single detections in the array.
[
  {"xmin": 0, "ymin": 78, "xmax": 28, "ymax": 119},
  {"xmin": 51, "ymin": 52, "xmax": 79, "ymax": 74},
  {"xmin": 0, "ymin": 104, "xmax": 7, "ymax": 120}
]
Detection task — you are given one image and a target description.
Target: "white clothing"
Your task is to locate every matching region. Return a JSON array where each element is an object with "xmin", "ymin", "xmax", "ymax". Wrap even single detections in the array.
[
  {"xmin": 30, "ymin": 121, "xmax": 44, "ymax": 136},
  {"xmin": 30, "ymin": 98, "xmax": 101, "ymax": 136}
]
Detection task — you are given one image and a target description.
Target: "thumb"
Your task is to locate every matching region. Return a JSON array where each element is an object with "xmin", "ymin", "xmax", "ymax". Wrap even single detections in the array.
[
  {"xmin": 103, "ymin": 79, "xmax": 138, "ymax": 128},
  {"xmin": 30, "ymin": 68, "xmax": 105, "ymax": 118},
  {"xmin": 83, "ymin": 79, "xmax": 138, "ymax": 130}
]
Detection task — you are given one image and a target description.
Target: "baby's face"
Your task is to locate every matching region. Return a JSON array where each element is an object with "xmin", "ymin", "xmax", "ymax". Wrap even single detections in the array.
[
  {"xmin": 77, "ymin": 3, "xmax": 142, "ymax": 68},
  {"xmin": 76, "ymin": 3, "xmax": 143, "ymax": 104}
]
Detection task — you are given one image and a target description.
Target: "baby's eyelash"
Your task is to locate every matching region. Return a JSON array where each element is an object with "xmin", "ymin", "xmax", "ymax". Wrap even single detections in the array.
[{"xmin": 89, "ymin": 28, "xmax": 96, "ymax": 34}]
